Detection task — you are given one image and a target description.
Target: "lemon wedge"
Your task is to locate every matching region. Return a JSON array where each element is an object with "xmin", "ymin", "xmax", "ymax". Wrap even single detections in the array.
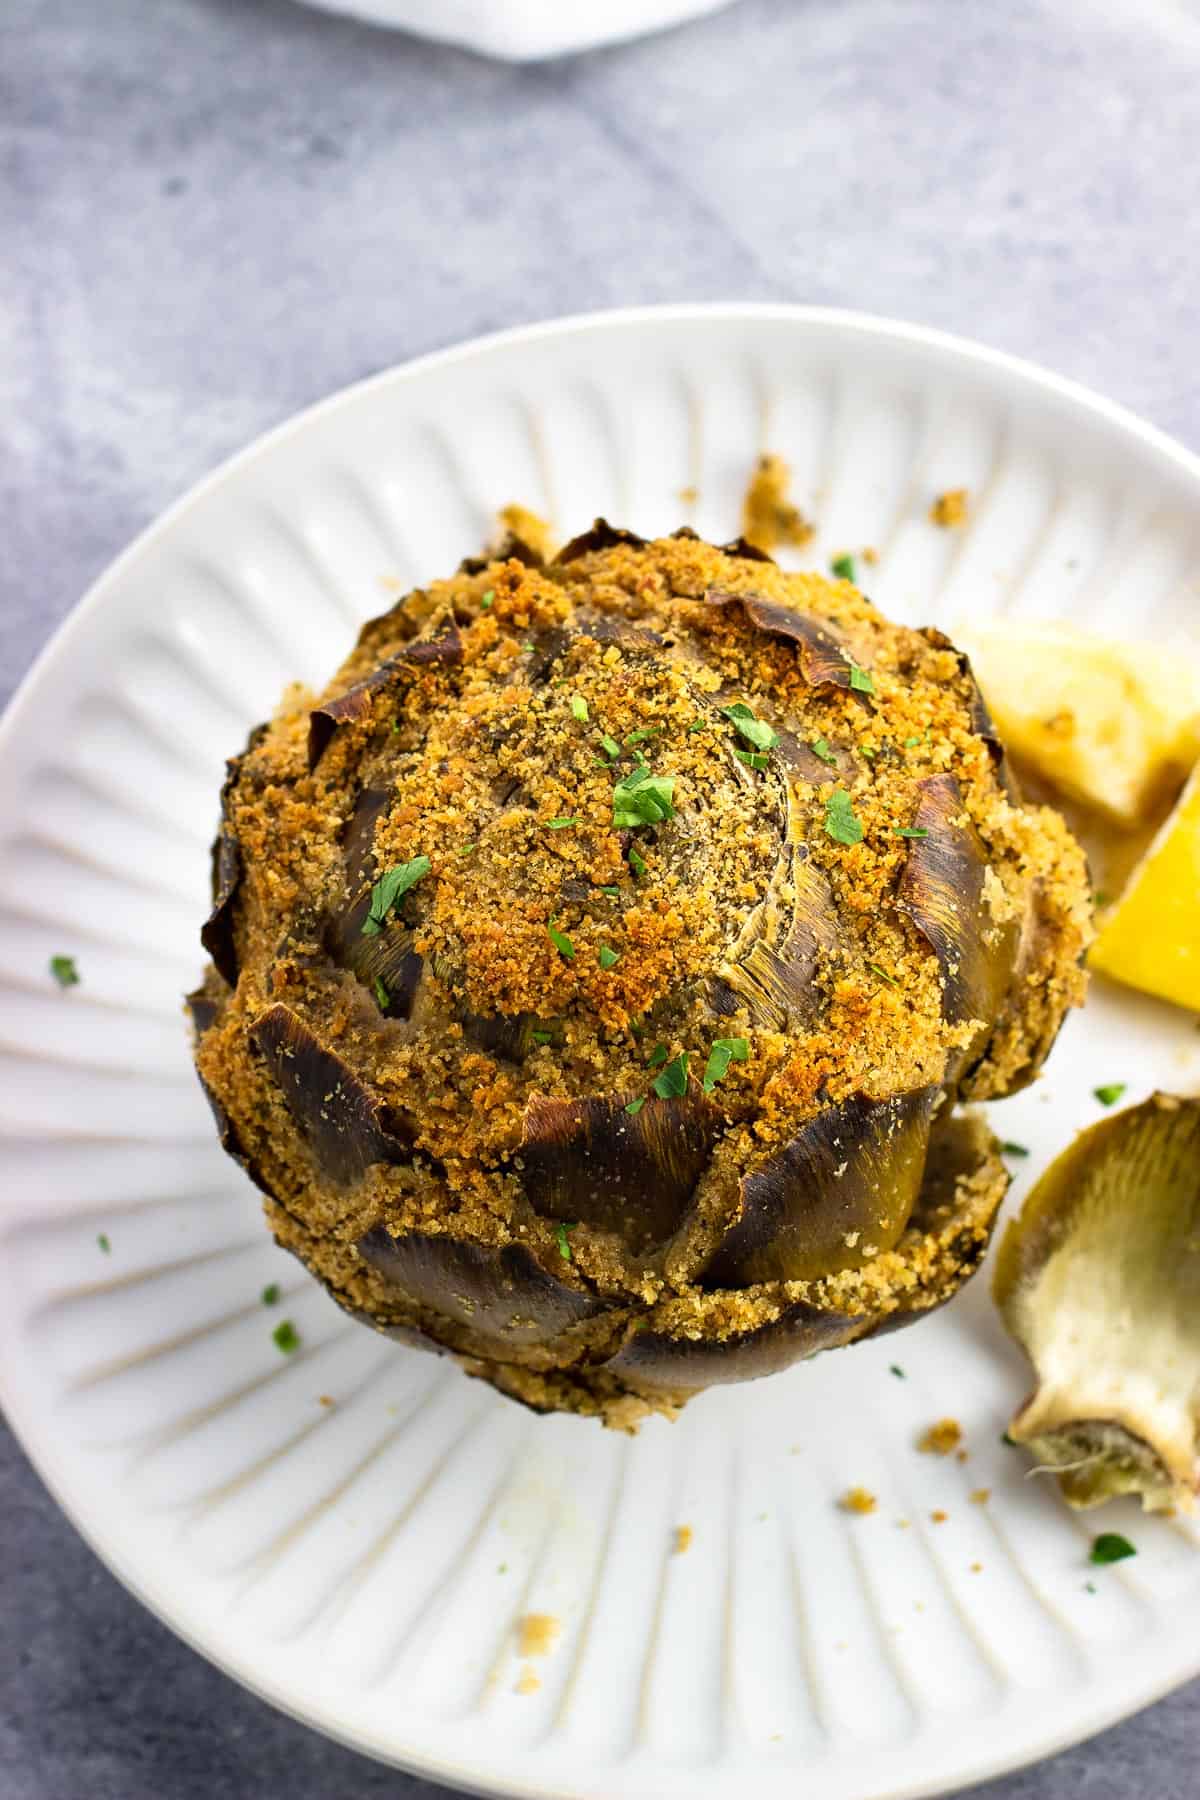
[
  {"xmin": 1089, "ymin": 761, "xmax": 1200, "ymax": 1011},
  {"xmin": 954, "ymin": 620, "xmax": 1200, "ymax": 828}
]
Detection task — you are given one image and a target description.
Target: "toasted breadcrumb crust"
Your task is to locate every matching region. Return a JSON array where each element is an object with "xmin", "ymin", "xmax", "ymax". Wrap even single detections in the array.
[
  {"xmin": 194, "ymin": 530, "xmax": 1091, "ymax": 1426},
  {"xmin": 741, "ymin": 454, "xmax": 815, "ymax": 552}
]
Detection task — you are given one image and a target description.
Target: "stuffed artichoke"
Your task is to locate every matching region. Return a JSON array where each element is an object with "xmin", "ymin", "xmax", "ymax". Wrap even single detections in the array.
[{"xmin": 191, "ymin": 524, "xmax": 1091, "ymax": 1427}]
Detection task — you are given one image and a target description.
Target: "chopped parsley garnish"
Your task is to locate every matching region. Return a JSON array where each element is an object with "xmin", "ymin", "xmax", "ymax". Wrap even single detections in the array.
[
  {"xmin": 362, "ymin": 856, "xmax": 431, "ymax": 936},
  {"xmin": 547, "ymin": 916, "xmax": 575, "ymax": 961},
  {"xmin": 1089, "ymin": 1532, "xmax": 1136, "ymax": 1565},
  {"xmin": 570, "ymin": 694, "xmax": 588, "ymax": 722},
  {"xmin": 612, "ymin": 768, "xmax": 676, "ymax": 828},
  {"xmin": 723, "ymin": 701, "xmax": 779, "ymax": 754},
  {"xmin": 531, "ymin": 1029, "xmax": 554, "ymax": 1045},
  {"xmin": 1094, "ymin": 1083, "xmax": 1126, "ymax": 1108},
  {"xmin": 860, "ymin": 744, "xmax": 877, "ymax": 760},
  {"xmin": 598, "ymin": 945, "xmax": 620, "ymax": 970},
  {"xmin": 1093, "ymin": 889, "xmax": 1111, "ymax": 908},
  {"xmin": 652, "ymin": 1052, "xmax": 689, "ymax": 1099},
  {"xmin": 1000, "ymin": 1141, "xmax": 1030, "ymax": 1157},
  {"xmin": 847, "ymin": 661, "xmax": 876, "ymax": 695},
  {"xmin": 599, "ymin": 733, "xmax": 621, "ymax": 760},
  {"xmin": 50, "ymin": 954, "xmax": 79, "ymax": 989},
  {"xmin": 895, "ymin": 826, "xmax": 929, "ymax": 840},
  {"xmin": 702, "ymin": 1036, "xmax": 749, "ymax": 1092},
  {"xmin": 625, "ymin": 726, "xmax": 664, "ymax": 747},
  {"xmin": 556, "ymin": 1222, "xmax": 575, "ymax": 1262},
  {"xmin": 688, "ymin": 718, "xmax": 707, "ymax": 733},
  {"xmin": 647, "ymin": 1042, "xmax": 670, "ymax": 1067},
  {"xmin": 734, "ymin": 748, "xmax": 770, "ymax": 771},
  {"xmin": 904, "ymin": 735, "xmax": 922, "ymax": 748},
  {"xmin": 867, "ymin": 963, "xmax": 899, "ymax": 988},
  {"xmin": 600, "ymin": 885, "xmax": 621, "ymax": 898},
  {"xmin": 824, "ymin": 788, "xmax": 864, "ymax": 846},
  {"xmin": 261, "ymin": 1283, "xmax": 280, "ymax": 1305},
  {"xmin": 625, "ymin": 1095, "xmax": 646, "ymax": 1116},
  {"xmin": 810, "ymin": 738, "xmax": 837, "ymax": 765},
  {"xmin": 372, "ymin": 976, "xmax": 390, "ymax": 1010},
  {"xmin": 457, "ymin": 843, "xmax": 476, "ymax": 856},
  {"xmin": 1001, "ymin": 1430, "xmax": 1016, "ymax": 1447},
  {"xmin": 480, "ymin": 589, "xmax": 495, "ymax": 609},
  {"xmin": 545, "ymin": 817, "xmax": 580, "ymax": 830},
  {"xmin": 273, "ymin": 1320, "xmax": 301, "ymax": 1354},
  {"xmin": 96, "ymin": 1233, "xmax": 111, "ymax": 1254},
  {"xmin": 831, "ymin": 553, "xmax": 856, "ymax": 582},
  {"xmin": 1085, "ymin": 1581, "xmax": 1097, "ymax": 1594},
  {"xmin": 889, "ymin": 1364, "xmax": 905, "ymax": 1379},
  {"xmin": 628, "ymin": 845, "xmax": 647, "ymax": 878}
]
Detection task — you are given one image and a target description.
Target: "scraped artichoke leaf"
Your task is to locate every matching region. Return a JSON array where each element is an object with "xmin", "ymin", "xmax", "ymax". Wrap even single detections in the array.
[
  {"xmin": 897, "ymin": 774, "xmax": 1019, "ymax": 1080},
  {"xmin": 519, "ymin": 1084, "xmax": 722, "ymax": 1252},
  {"xmin": 702, "ymin": 1085, "xmax": 939, "ymax": 1288},
  {"xmin": 556, "ymin": 519, "xmax": 650, "ymax": 564},
  {"xmin": 308, "ymin": 619, "xmax": 462, "ymax": 769},
  {"xmin": 705, "ymin": 588, "xmax": 866, "ymax": 690},
  {"xmin": 708, "ymin": 844, "xmax": 841, "ymax": 1032},
  {"xmin": 994, "ymin": 1093, "xmax": 1200, "ymax": 1514},
  {"xmin": 200, "ymin": 722, "xmax": 268, "ymax": 988},
  {"xmin": 250, "ymin": 1002, "xmax": 412, "ymax": 1184},
  {"xmin": 358, "ymin": 1227, "xmax": 613, "ymax": 1348}
]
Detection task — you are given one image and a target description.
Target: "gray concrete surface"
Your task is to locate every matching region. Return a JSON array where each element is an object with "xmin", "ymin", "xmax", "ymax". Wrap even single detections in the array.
[{"xmin": 3, "ymin": 0, "xmax": 1200, "ymax": 1793}]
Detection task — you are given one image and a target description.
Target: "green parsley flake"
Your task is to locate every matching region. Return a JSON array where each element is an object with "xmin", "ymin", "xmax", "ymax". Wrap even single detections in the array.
[
  {"xmin": 895, "ymin": 826, "xmax": 929, "ymax": 840},
  {"xmin": 647, "ymin": 1042, "xmax": 669, "ymax": 1067},
  {"xmin": 847, "ymin": 661, "xmax": 876, "ymax": 695},
  {"xmin": 889, "ymin": 1364, "xmax": 905, "ymax": 1379},
  {"xmin": 1089, "ymin": 1532, "xmax": 1136, "ymax": 1565},
  {"xmin": 598, "ymin": 945, "xmax": 620, "ymax": 970},
  {"xmin": 273, "ymin": 1320, "xmax": 301, "ymax": 1354},
  {"xmin": 545, "ymin": 817, "xmax": 580, "ymax": 830},
  {"xmin": 50, "ymin": 954, "xmax": 80, "ymax": 989},
  {"xmin": 904, "ymin": 736, "xmax": 922, "ymax": 748},
  {"xmin": 547, "ymin": 916, "xmax": 575, "ymax": 961},
  {"xmin": 570, "ymin": 694, "xmax": 589, "ymax": 722},
  {"xmin": 1093, "ymin": 889, "xmax": 1111, "ymax": 908},
  {"xmin": 531, "ymin": 1029, "xmax": 554, "ymax": 1045},
  {"xmin": 688, "ymin": 719, "xmax": 707, "ymax": 734},
  {"xmin": 628, "ymin": 845, "xmax": 647, "ymax": 878},
  {"xmin": 1094, "ymin": 1083, "xmax": 1127, "ymax": 1108},
  {"xmin": 96, "ymin": 1233, "xmax": 111, "ymax": 1254},
  {"xmin": 600, "ymin": 885, "xmax": 621, "ymax": 898},
  {"xmin": 625, "ymin": 1095, "xmax": 647, "ymax": 1116},
  {"xmin": 824, "ymin": 788, "xmax": 864, "ymax": 846},
  {"xmin": 556, "ymin": 1222, "xmax": 575, "ymax": 1262},
  {"xmin": 734, "ymin": 748, "xmax": 770, "ymax": 771},
  {"xmin": 723, "ymin": 701, "xmax": 779, "ymax": 754},
  {"xmin": 867, "ymin": 963, "xmax": 899, "ymax": 988},
  {"xmin": 612, "ymin": 768, "xmax": 676, "ymax": 828},
  {"xmin": 811, "ymin": 738, "xmax": 837, "ymax": 765},
  {"xmin": 1000, "ymin": 1141, "xmax": 1030, "ymax": 1157},
  {"xmin": 831, "ymin": 553, "xmax": 856, "ymax": 582},
  {"xmin": 480, "ymin": 589, "xmax": 495, "ymax": 609},
  {"xmin": 372, "ymin": 977, "xmax": 389, "ymax": 1010},
  {"xmin": 362, "ymin": 856, "xmax": 431, "ymax": 936},
  {"xmin": 652, "ymin": 1052, "xmax": 689, "ymax": 1100},
  {"xmin": 599, "ymin": 733, "xmax": 621, "ymax": 760},
  {"xmin": 457, "ymin": 843, "xmax": 476, "ymax": 856},
  {"xmin": 261, "ymin": 1283, "xmax": 280, "ymax": 1305},
  {"xmin": 702, "ymin": 1036, "xmax": 749, "ymax": 1092},
  {"xmin": 625, "ymin": 726, "xmax": 664, "ymax": 747}
]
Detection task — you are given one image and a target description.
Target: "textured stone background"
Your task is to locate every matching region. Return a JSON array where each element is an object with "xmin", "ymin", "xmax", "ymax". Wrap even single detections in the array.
[{"xmin": 3, "ymin": 0, "xmax": 1199, "ymax": 1793}]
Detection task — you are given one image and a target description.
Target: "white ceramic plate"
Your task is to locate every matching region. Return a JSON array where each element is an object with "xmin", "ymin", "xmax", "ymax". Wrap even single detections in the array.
[
  {"xmin": 3, "ymin": 306, "xmax": 1199, "ymax": 1800},
  {"xmin": 291, "ymin": 0, "xmax": 735, "ymax": 61}
]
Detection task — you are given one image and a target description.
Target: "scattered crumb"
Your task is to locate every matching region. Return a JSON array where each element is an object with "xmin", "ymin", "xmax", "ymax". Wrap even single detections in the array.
[
  {"xmin": 840, "ymin": 1486, "xmax": 878, "ymax": 1515},
  {"xmin": 317, "ymin": 1394, "xmax": 335, "ymax": 1408},
  {"xmin": 673, "ymin": 1524, "xmax": 694, "ymax": 1555},
  {"xmin": 515, "ymin": 1664, "xmax": 541, "ymax": 1696},
  {"xmin": 497, "ymin": 502, "xmax": 554, "ymax": 560},
  {"xmin": 862, "ymin": 545, "xmax": 879, "ymax": 566},
  {"xmin": 970, "ymin": 1488, "xmax": 991, "ymax": 1506},
  {"xmin": 498, "ymin": 1563, "xmax": 509, "ymax": 1574},
  {"xmin": 679, "ymin": 484, "xmax": 698, "ymax": 506},
  {"xmin": 378, "ymin": 574, "xmax": 404, "ymax": 594},
  {"xmin": 517, "ymin": 1613, "xmax": 561, "ymax": 1658},
  {"xmin": 789, "ymin": 1444, "xmax": 802, "ymax": 1455},
  {"xmin": 930, "ymin": 1510, "xmax": 949, "ymax": 1524},
  {"xmin": 896, "ymin": 1517, "xmax": 911, "ymax": 1530},
  {"xmin": 918, "ymin": 1418, "xmax": 963, "ymax": 1457},
  {"xmin": 930, "ymin": 488, "xmax": 969, "ymax": 528},
  {"xmin": 914, "ymin": 1601, "xmax": 926, "ymax": 1613},
  {"xmin": 970, "ymin": 1561, "xmax": 983, "ymax": 1573},
  {"xmin": 834, "ymin": 1640, "xmax": 848, "ymax": 1652},
  {"xmin": 769, "ymin": 1732, "xmax": 783, "ymax": 1743},
  {"xmin": 757, "ymin": 1511, "xmax": 769, "ymax": 1522},
  {"xmin": 955, "ymin": 1449, "xmax": 969, "ymax": 1464},
  {"xmin": 741, "ymin": 452, "xmax": 815, "ymax": 552}
]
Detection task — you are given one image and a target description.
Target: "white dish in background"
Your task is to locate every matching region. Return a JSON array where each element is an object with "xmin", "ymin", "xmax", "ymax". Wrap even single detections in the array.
[
  {"xmin": 1, "ymin": 306, "xmax": 1199, "ymax": 1800},
  {"xmin": 290, "ymin": 0, "xmax": 736, "ymax": 61}
]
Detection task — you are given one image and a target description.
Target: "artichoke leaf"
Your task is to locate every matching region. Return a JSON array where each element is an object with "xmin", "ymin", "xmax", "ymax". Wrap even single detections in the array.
[
  {"xmin": 250, "ymin": 1002, "xmax": 412, "ymax": 1184},
  {"xmin": 308, "ymin": 617, "xmax": 462, "ymax": 769},
  {"xmin": 994, "ymin": 1092, "xmax": 1200, "ymax": 1514}
]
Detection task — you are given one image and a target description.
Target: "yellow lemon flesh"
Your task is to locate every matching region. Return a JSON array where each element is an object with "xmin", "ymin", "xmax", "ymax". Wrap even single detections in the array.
[
  {"xmin": 955, "ymin": 620, "xmax": 1200, "ymax": 828},
  {"xmin": 1090, "ymin": 762, "xmax": 1200, "ymax": 1011}
]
